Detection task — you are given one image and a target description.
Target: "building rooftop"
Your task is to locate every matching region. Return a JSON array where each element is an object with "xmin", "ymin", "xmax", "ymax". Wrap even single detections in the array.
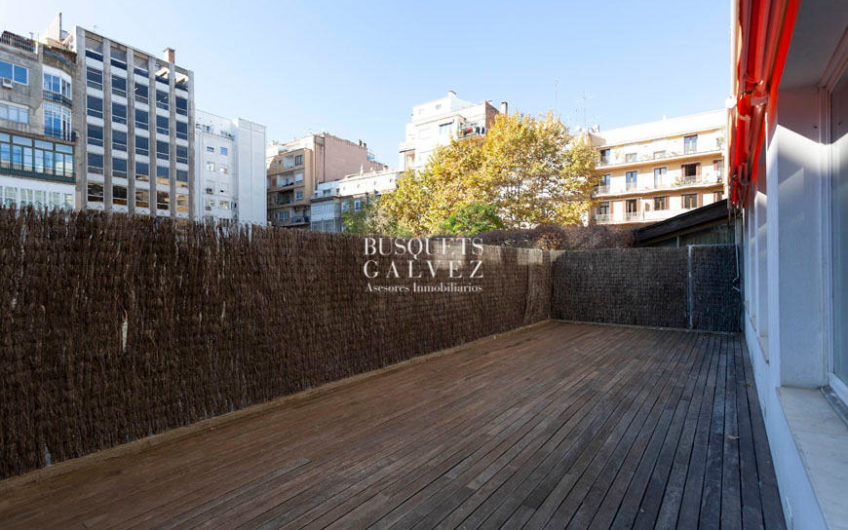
[{"xmin": 590, "ymin": 110, "xmax": 726, "ymax": 147}]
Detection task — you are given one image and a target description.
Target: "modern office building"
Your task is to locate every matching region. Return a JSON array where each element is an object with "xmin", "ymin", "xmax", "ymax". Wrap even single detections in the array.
[
  {"xmin": 588, "ymin": 110, "xmax": 727, "ymax": 227},
  {"xmin": 730, "ymin": 1, "xmax": 848, "ymax": 528},
  {"xmin": 0, "ymin": 29, "xmax": 76, "ymax": 210},
  {"xmin": 308, "ymin": 167, "xmax": 401, "ymax": 232},
  {"xmin": 194, "ymin": 110, "xmax": 266, "ymax": 226},
  {"xmin": 266, "ymin": 132, "xmax": 385, "ymax": 228},
  {"xmin": 45, "ymin": 16, "xmax": 195, "ymax": 219},
  {"xmin": 398, "ymin": 91, "xmax": 503, "ymax": 171}
]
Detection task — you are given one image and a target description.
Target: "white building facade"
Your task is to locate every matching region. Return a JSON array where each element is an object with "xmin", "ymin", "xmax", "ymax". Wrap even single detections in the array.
[
  {"xmin": 398, "ymin": 91, "xmax": 501, "ymax": 171},
  {"xmin": 194, "ymin": 110, "xmax": 266, "ymax": 226},
  {"xmin": 731, "ymin": 1, "xmax": 848, "ymax": 528}
]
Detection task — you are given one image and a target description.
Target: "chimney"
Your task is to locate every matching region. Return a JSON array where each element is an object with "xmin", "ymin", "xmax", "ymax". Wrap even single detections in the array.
[
  {"xmin": 163, "ymin": 47, "xmax": 175, "ymax": 63},
  {"xmin": 500, "ymin": 101, "xmax": 508, "ymax": 115}
]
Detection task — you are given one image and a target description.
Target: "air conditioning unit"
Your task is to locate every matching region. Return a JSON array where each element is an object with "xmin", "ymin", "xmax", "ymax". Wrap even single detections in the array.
[{"xmin": 1, "ymin": 78, "xmax": 12, "ymax": 89}]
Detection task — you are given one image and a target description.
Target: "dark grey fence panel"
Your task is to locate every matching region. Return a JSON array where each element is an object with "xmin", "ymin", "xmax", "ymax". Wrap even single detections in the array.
[{"xmin": 551, "ymin": 245, "xmax": 740, "ymax": 332}]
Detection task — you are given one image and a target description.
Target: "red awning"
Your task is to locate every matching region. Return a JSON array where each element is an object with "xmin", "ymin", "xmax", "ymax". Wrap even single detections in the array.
[{"xmin": 729, "ymin": 0, "xmax": 801, "ymax": 207}]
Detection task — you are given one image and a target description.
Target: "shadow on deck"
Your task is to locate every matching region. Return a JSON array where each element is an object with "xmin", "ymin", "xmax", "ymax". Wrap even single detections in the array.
[{"xmin": 0, "ymin": 321, "xmax": 783, "ymax": 529}]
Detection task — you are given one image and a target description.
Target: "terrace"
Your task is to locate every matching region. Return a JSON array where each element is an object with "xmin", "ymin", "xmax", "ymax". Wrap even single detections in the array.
[{"xmin": 0, "ymin": 322, "xmax": 782, "ymax": 529}]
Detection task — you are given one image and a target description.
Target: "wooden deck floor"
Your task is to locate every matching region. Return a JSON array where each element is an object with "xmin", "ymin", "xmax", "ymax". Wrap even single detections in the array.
[{"xmin": 0, "ymin": 322, "xmax": 783, "ymax": 529}]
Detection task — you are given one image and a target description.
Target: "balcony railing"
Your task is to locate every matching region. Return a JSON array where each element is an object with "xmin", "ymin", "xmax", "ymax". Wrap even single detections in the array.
[
  {"xmin": 597, "ymin": 147, "xmax": 724, "ymax": 168},
  {"xmin": 593, "ymin": 174, "xmax": 724, "ymax": 195},
  {"xmin": 593, "ymin": 213, "xmax": 611, "ymax": 223}
]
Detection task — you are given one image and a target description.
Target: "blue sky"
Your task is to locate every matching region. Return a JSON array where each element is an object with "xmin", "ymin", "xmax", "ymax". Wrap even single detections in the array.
[{"xmin": 2, "ymin": 0, "xmax": 730, "ymax": 166}]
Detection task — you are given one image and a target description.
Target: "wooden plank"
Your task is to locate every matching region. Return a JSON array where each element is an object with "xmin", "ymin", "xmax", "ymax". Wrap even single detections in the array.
[
  {"xmin": 739, "ymin": 336, "xmax": 786, "ymax": 530},
  {"xmin": 698, "ymin": 333, "xmax": 729, "ymax": 529},
  {"xmin": 0, "ymin": 324, "xmax": 787, "ymax": 530}
]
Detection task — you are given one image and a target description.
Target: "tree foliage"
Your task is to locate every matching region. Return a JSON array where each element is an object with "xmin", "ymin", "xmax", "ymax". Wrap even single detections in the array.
[
  {"xmin": 376, "ymin": 112, "xmax": 598, "ymax": 236},
  {"xmin": 439, "ymin": 202, "xmax": 504, "ymax": 236}
]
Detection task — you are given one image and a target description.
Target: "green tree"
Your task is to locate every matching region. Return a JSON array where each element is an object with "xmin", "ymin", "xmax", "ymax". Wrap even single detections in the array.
[
  {"xmin": 377, "ymin": 112, "xmax": 598, "ymax": 235},
  {"xmin": 439, "ymin": 202, "xmax": 504, "ymax": 236}
]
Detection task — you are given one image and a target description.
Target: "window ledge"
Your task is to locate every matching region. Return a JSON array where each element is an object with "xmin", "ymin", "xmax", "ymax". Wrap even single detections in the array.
[{"xmin": 778, "ymin": 386, "xmax": 848, "ymax": 529}]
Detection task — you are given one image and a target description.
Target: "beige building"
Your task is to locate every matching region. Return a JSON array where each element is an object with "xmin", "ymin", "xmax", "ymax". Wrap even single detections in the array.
[
  {"xmin": 588, "ymin": 110, "xmax": 726, "ymax": 227},
  {"xmin": 266, "ymin": 133, "xmax": 385, "ymax": 228},
  {"xmin": 398, "ymin": 91, "xmax": 502, "ymax": 171}
]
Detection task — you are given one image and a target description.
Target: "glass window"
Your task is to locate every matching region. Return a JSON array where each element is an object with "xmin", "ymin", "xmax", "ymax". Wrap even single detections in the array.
[
  {"xmin": 683, "ymin": 194, "xmax": 698, "ymax": 209},
  {"xmin": 111, "ymin": 74, "xmax": 127, "ymax": 97},
  {"xmin": 112, "ymin": 131, "xmax": 127, "ymax": 152},
  {"xmin": 220, "ymin": 147, "xmax": 228, "ymax": 156},
  {"xmin": 295, "ymin": 190, "xmax": 303, "ymax": 200},
  {"xmin": 294, "ymin": 154, "xmax": 303, "ymax": 166},
  {"xmin": 176, "ymin": 146, "xmax": 188, "ymax": 164},
  {"xmin": 43, "ymin": 103, "xmax": 72, "ymax": 141},
  {"xmin": 625, "ymin": 153, "xmax": 637, "ymax": 162},
  {"xmin": 87, "ymin": 183, "xmax": 103, "ymax": 203},
  {"xmin": 112, "ymin": 102, "xmax": 127, "ymax": 125},
  {"xmin": 135, "ymin": 189, "xmax": 149, "ymax": 208},
  {"xmin": 0, "ymin": 102, "xmax": 29, "ymax": 124},
  {"xmin": 87, "ymin": 153, "xmax": 104, "ymax": 174},
  {"xmin": 176, "ymin": 121, "xmax": 188, "ymax": 140},
  {"xmin": 87, "ymin": 96, "xmax": 103, "ymax": 119},
  {"xmin": 88, "ymin": 124, "xmax": 104, "ymax": 147},
  {"xmin": 831, "ymin": 68, "xmax": 848, "ymax": 386},
  {"xmin": 156, "ymin": 115, "xmax": 169, "ymax": 135},
  {"xmin": 654, "ymin": 196, "xmax": 668, "ymax": 210},
  {"xmin": 157, "ymin": 191, "xmax": 170, "ymax": 210},
  {"xmin": 13, "ymin": 64, "xmax": 28, "ymax": 84},
  {"xmin": 156, "ymin": 141, "xmax": 169, "ymax": 160},
  {"xmin": 113, "ymin": 185, "xmax": 128, "ymax": 205},
  {"xmin": 86, "ymin": 67, "xmax": 103, "ymax": 90},
  {"xmin": 206, "ymin": 146, "xmax": 214, "ymax": 152},
  {"xmin": 135, "ymin": 109, "xmax": 149, "ymax": 130},
  {"xmin": 176, "ymin": 96, "xmax": 187, "ymax": 116},
  {"xmin": 134, "ymin": 83, "xmax": 148, "ymax": 104},
  {"xmin": 135, "ymin": 135, "xmax": 149, "ymax": 157},
  {"xmin": 136, "ymin": 161, "xmax": 150, "ymax": 180},
  {"xmin": 176, "ymin": 169, "xmax": 188, "ymax": 182},
  {"xmin": 156, "ymin": 90, "xmax": 169, "ymax": 110},
  {"xmin": 626, "ymin": 171, "xmax": 638, "ymax": 190},
  {"xmin": 156, "ymin": 165, "xmax": 169, "ymax": 180},
  {"xmin": 653, "ymin": 167, "xmax": 667, "ymax": 188},
  {"xmin": 113, "ymin": 157, "xmax": 128, "ymax": 178},
  {"xmin": 684, "ymin": 135, "xmax": 698, "ymax": 154}
]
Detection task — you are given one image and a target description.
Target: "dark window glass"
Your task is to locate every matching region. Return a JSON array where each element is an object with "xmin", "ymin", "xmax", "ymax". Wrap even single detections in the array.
[
  {"xmin": 135, "ymin": 135, "xmax": 149, "ymax": 156},
  {"xmin": 156, "ymin": 115, "xmax": 169, "ymax": 135},
  {"xmin": 156, "ymin": 141, "xmax": 169, "ymax": 160},
  {"xmin": 176, "ymin": 96, "xmax": 187, "ymax": 116},
  {"xmin": 176, "ymin": 121, "xmax": 188, "ymax": 140},
  {"xmin": 136, "ymin": 161, "xmax": 150, "ymax": 176},
  {"xmin": 87, "ymin": 96, "xmax": 103, "ymax": 118},
  {"xmin": 113, "ymin": 157, "xmax": 128, "ymax": 177},
  {"xmin": 111, "ymin": 74, "xmax": 127, "ymax": 96},
  {"xmin": 112, "ymin": 130, "xmax": 127, "ymax": 151},
  {"xmin": 135, "ymin": 109, "xmax": 149, "ymax": 130},
  {"xmin": 87, "ymin": 124, "xmax": 104, "ymax": 147},
  {"xmin": 112, "ymin": 102, "xmax": 127, "ymax": 124},
  {"xmin": 87, "ymin": 152, "xmax": 104, "ymax": 173}
]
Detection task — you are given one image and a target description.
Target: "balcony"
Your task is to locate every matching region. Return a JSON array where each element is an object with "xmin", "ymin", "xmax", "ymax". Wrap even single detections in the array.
[
  {"xmin": 594, "ymin": 213, "xmax": 611, "ymax": 223},
  {"xmin": 597, "ymin": 147, "xmax": 724, "ymax": 169},
  {"xmin": 0, "ymin": 322, "xmax": 783, "ymax": 528},
  {"xmin": 43, "ymin": 91, "xmax": 73, "ymax": 108}
]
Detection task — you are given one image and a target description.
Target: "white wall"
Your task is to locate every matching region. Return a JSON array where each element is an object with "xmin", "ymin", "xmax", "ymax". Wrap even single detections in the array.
[{"xmin": 235, "ymin": 118, "xmax": 266, "ymax": 226}]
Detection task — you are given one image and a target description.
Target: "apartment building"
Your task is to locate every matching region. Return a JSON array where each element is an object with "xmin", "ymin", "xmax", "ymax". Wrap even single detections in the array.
[
  {"xmin": 309, "ymin": 180, "xmax": 341, "ymax": 232},
  {"xmin": 339, "ymin": 167, "xmax": 399, "ymax": 219},
  {"xmin": 194, "ymin": 110, "xmax": 266, "ymax": 226},
  {"xmin": 588, "ymin": 110, "xmax": 726, "ymax": 227},
  {"xmin": 309, "ymin": 167, "xmax": 401, "ymax": 232},
  {"xmin": 50, "ymin": 17, "xmax": 195, "ymax": 219},
  {"xmin": 0, "ymin": 29, "xmax": 76, "ymax": 210},
  {"xmin": 398, "ymin": 90, "xmax": 502, "ymax": 171},
  {"xmin": 266, "ymin": 133, "xmax": 385, "ymax": 228}
]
